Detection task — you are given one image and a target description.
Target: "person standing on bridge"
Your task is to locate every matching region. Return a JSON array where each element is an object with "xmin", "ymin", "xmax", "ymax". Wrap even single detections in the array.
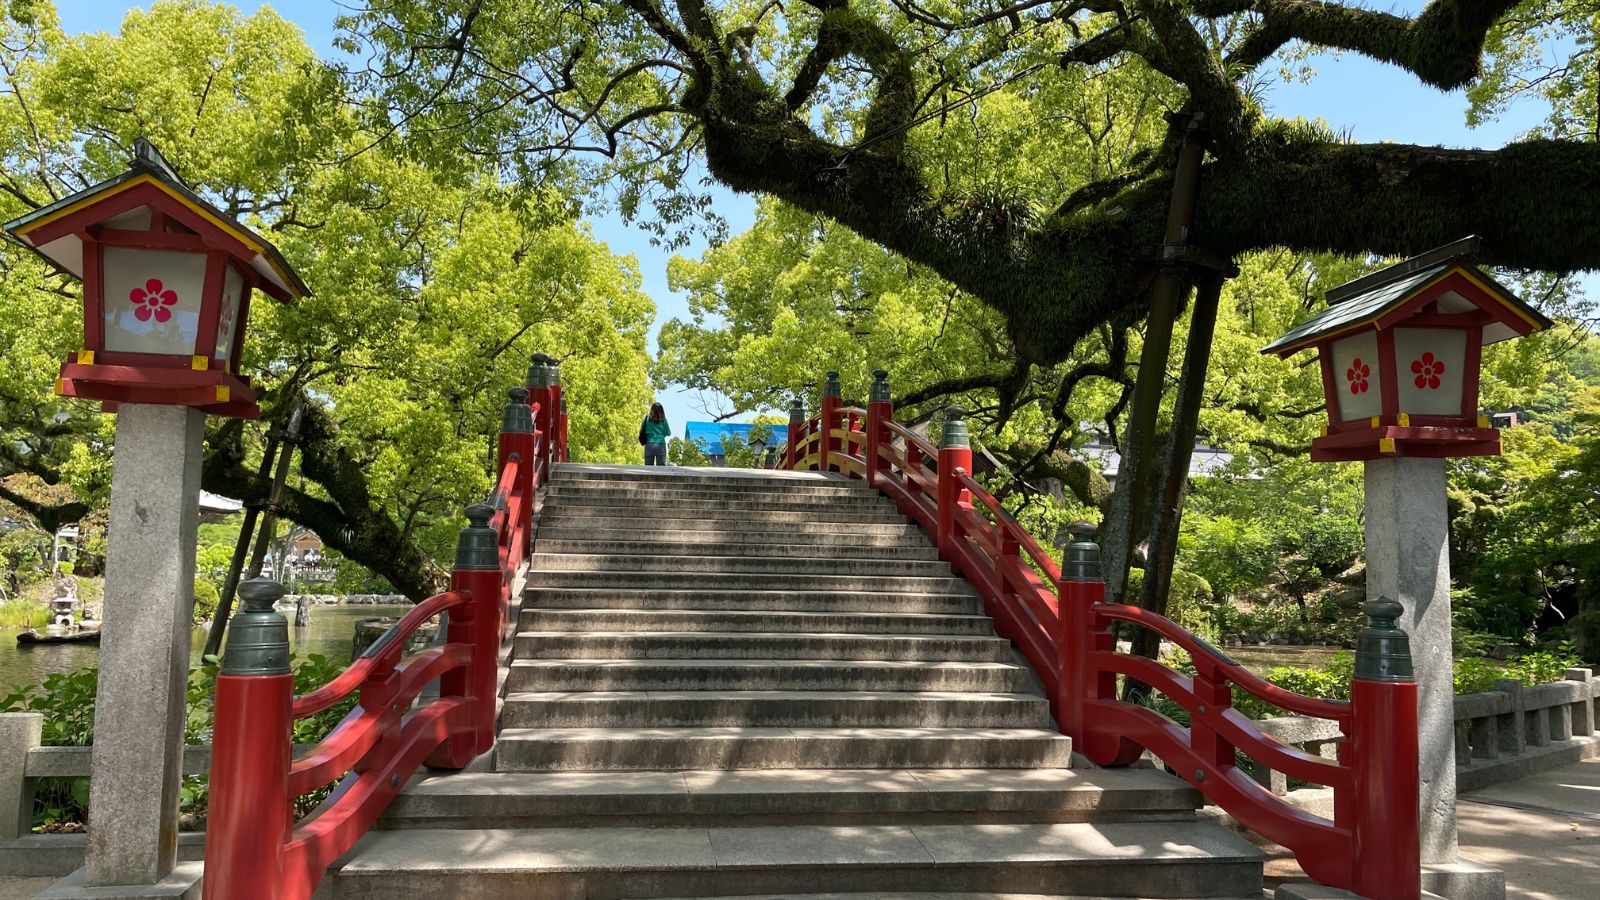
[{"xmin": 640, "ymin": 402, "xmax": 671, "ymax": 466}]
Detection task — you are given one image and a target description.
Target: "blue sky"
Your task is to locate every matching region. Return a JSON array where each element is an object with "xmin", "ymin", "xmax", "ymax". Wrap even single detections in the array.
[{"xmin": 55, "ymin": 1, "xmax": 1562, "ymax": 431}]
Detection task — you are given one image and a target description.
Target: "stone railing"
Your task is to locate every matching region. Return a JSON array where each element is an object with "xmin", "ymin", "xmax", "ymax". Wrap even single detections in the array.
[
  {"xmin": 1245, "ymin": 668, "xmax": 1599, "ymax": 795},
  {"xmin": 0, "ymin": 713, "xmax": 322, "ymax": 877}
]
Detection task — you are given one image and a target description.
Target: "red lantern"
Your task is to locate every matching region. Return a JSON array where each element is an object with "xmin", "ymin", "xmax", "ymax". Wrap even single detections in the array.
[
  {"xmin": 1262, "ymin": 238, "xmax": 1552, "ymax": 462},
  {"xmin": 4, "ymin": 140, "xmax": 308, "ymax": 419}
]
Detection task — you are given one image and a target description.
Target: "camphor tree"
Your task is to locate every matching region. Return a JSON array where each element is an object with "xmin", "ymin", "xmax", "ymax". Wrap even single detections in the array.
[
  {"xmin": 344, "ymin": 1, "xmax": 1600, "ymax": 651},
  {"xmin": 0, "ymin": 2, "xmax": 655, "ymax": 600}
]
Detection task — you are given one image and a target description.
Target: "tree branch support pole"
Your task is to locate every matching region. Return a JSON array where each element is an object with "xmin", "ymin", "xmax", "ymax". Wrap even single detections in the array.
[
  {"xmin": 244, "ymin": 403, "xmax": 305, "ymax": 587},
  {"xmin": 80, "ymin": 405, "xmax": 207, "ymax": 892},
  {"xmin": 1102, "ymin": 111, "xmax": 1209, "ymax": 603},
  {"xmin": 1127, "ymin": 272, "xmax": 1224, "ymax": 684},
  {"xmin": 201, "ymin": 426, "xmax": 282, "ymax": 658}
]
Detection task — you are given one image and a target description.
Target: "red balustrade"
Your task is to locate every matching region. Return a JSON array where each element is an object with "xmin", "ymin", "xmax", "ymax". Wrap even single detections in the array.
[
  {"xmin": 781, "ymin": 382, "xmax": 1420, "ymax": 900},
  {"xmin": 204, "ymin": 371, "xmax": 567, "ymax": 900}
]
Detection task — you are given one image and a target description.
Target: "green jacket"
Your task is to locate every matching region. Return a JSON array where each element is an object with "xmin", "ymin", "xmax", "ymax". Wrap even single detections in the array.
[{"xmin": 642, "ymin": 417, "xmax": 671, "ymax": 444}]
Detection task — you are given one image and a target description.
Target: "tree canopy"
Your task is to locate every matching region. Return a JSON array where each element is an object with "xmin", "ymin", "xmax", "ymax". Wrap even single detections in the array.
[
  {"xmin": 346, "ymin": 0, "xmax": 1600, "ymax": 366},
  {"xmin": 0, "ymin": 1, "xmax": 655, "ymax": 598}
]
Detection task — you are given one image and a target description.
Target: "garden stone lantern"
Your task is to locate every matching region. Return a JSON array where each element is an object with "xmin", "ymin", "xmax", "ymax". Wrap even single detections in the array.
[
  {"xmin": 1263, "ymin": 237, "xmax": 1546, "ymax": 898},
  {"xmin": 6, "ymin": 139, "xmax": 307, "ymax": 419},
  {"xmin": 5, "ymin": 140, "xmax": 307, "ymax": 897}
]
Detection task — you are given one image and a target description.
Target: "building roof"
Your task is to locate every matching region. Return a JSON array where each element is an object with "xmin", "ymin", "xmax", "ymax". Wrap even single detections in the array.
[
  {"xmin": 1262, "ymin": 238, "xmax": 1553, "ymax": 357},
  {"xmin": 4, "ymin": 140, "xmax": 308, "ymax": 301},
  {"xmin": 684, "ymin": 421, "xmax": 790, "ymax": 455}
]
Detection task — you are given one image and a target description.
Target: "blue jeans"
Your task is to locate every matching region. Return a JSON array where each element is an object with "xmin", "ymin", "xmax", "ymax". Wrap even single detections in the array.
[{"xmin": 644, "ymin": 442, "xmax": 666, "ymax": 465}]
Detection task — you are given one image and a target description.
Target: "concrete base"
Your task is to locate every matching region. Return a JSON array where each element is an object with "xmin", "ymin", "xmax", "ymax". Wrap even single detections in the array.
[
  {"xmin": 1455, "ymin": 733, "xmax": 1600, "ymax": 792},
  {"xmin": 0, "ymin": 834, "xmax": 204, "ymax": 879},
  {"xmin": 1275, "ymin": 884, "xmax": 1445, "ymax": 900},
  {"xmin": 33, "ymin": 862, "xmax": 201, "ymax": 899},
  {"xmin": 1420, "ymin": 861, "xmax": 1506, "ymax": 900}
]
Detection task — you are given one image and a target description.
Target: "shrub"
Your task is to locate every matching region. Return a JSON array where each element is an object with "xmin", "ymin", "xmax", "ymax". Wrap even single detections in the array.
[
  {"xmin": 1453, "ymin": 657, "xmax": 1502, "ymax": 695},
  {"xmin": 0, "ymin": 652, "xmax": 356, "ymax": 830}
]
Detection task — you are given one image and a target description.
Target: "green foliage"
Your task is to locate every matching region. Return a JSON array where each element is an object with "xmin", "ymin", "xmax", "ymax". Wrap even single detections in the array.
[
  {"xmin": 1453, "ymin": 657, "xmax": 1504, "ymax": 695},
  {"xmin": 0, "ymin": 2, "xmax": 655, "ymax": 594},
  {"xmin": 668, "ymin": 437, "xmax": 713, "ymax": 467},
  {"xmin": 0, "ymin": 650, "xmax": 353, "ymax": 829},
  {"xmin": 1504, "ymin": 643, "xmax": 1585, "ymax": 687}
]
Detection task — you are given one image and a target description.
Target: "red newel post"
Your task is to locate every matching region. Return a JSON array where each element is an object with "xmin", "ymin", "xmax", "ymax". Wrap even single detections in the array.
[
  {"xmin": 819, "ymin": 370, "xmax": 841, "ymax": 473},
  {"xmin": 558, "ymin": 393, "xmax": 569, "ymax": 463},
  {"xmin": 500, "ymin": 387, "xmax": 536, "ymax": 555},
  {"xmin": 1055, "ymin": 524, "xmax": 1100, "ymax": 744},
  {"xmin": 865, "ymin": 370, "xmax": 891, "ymax": 487},
  {"xmin": 454, "ymin": 504, "xmax": 504, "ymax": 759},
  {"xmin": 935, "ymin": 407, "xmax": 972, "ymax": 565},
  {"xmin": 547, "ymin": 358, "xmax": 564, "ymax": 466},
  {"xmin": 786, "ymin": 397, "xmax": 804, "ymax": 469},
  {"xmin": 526, "ymin": 352, "xmax": 554, "ymax": 485},
  {"xmin": 204, "ymin": 577, "xmax": 293, "ymax": 900},
  {"xmin": 1349, "ymin": 597, "xmax": 1422, "ymax": 900}
]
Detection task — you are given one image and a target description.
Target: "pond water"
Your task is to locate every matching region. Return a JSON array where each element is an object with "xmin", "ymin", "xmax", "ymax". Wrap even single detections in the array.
[
  {"xmin": 1226, "ymin": 644, "xmax": 1345, "ymax": 674},
  {"xmin": 0, "ymin": 604, "xmax": 412, "ymax": 696}
]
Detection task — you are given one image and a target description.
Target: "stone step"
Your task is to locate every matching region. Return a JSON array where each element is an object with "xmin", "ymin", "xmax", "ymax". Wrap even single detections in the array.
[
  {"xmin": 545, "ymin": 486, "xmax": 892, "ymax": 506},
  {"xmin": 504, "ymin": 659, "xmax": 1032, "ymax": 693},
  {"xmin": 540, "ymin": 506, "xmax": 912, "ymax": 525},
  {"xmin": 537, "ymin": 517, "xmax": 923, "ymax": 538},
  {"xmin": 522, "ymin": 587, "xmax": 983, "ymax": 616},
  {"xmin": 527, "ymin": 569, "xmax": 974, "ymax": 594},
  {"xmin": 328, "ymin": 820, "xmax": 1263, "ymax": 898},
  {"xmin": 517, "ymin": 608, "xmax": 993, "ymax": 636},
  {"xmin": 492, "ymin": 726, "xmax": 1076, "ymax": 771},
  {"xmin": 513, "ymin": 631, "xmax": 1013, "ymax": 661},
  {"xmin": 530, "ymin": 537, "xmax": 940, "ymax": 560},
  {"xmin": 499, "ymin": 690, "xmax": 1051, "ymax": 729},
  {"xmin": 381, "ymin": 767, "xmax": 1204, "ymax": 829},
  {"xmin": 537, "ymin": 512, "xmax": 921, "ymax": 531},
  {"xmin": 530, "ymin": 552, "xmax": 952, "ymax": 577},
  {"xmin": 551, "ymin": 464, "xmax": 863, "ymax": 490}
]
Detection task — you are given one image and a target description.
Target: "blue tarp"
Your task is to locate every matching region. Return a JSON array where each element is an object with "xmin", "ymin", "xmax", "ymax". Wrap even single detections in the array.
[{"xmin": 683, "ymin": 421, "xmax": 789, "ymax": 455}]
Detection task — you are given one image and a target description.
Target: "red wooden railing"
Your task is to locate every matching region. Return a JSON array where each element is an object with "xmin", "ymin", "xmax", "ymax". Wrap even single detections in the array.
[
  {"xmin": 781, "ymin": 371, "xmax": 1420, "ymax": 900},
  {"xmin": 204, "ymin": 360, "xmax": 569, "ymax": 900}
]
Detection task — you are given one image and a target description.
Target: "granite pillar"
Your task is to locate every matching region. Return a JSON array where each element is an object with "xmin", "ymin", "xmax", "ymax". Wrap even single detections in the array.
[{"xmin": 83, "ymin": 405, "xmax": 205, "ymax": 887}]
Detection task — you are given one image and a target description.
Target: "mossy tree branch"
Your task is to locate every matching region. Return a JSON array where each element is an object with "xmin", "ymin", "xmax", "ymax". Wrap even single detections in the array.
[{"xmin": 1194, "ymin": 0, "xmax": 1524, "ymax": 89}]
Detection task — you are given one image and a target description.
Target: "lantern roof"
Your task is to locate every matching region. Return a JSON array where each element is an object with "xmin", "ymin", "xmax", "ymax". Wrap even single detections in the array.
[
  {"xmin": 3, "ymin": 139, "xmax": 309, "ymax": 301},
  {"xmin": 1261, "ymin": 236, "xmax": 1551, "ymax": 358}
]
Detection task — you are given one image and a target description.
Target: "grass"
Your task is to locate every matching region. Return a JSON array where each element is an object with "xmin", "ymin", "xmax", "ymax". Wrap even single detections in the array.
[{"xmin": 0, "ymin": 598, "xmax": 50, "ymax": 629}]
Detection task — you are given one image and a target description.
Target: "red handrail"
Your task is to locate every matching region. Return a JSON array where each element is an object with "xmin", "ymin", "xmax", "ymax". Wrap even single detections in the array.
[
  {"xmin": 781, "ymin": 384, "xmax": 1419, "ymax": 900},
  {"xmin": 204, "ymin": 377, "xmax": 564, "ymax": 900}
]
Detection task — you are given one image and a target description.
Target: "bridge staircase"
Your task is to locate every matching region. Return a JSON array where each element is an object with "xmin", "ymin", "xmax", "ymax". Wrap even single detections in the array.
[{"xmin": 320, "ymin": 463, "xmax": 1264, "ymax": 898}]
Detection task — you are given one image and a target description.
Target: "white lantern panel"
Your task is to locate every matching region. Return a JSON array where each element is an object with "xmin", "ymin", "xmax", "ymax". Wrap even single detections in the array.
[
  {"xmin": 102, "ymin": 247, "xmax": 205, "ymax": 356},
  {"xmin": 214, "ymin": 264, "xmax": 244, "ymax": 361},
  {"xmin": 1395, "ymin": 327, "xmax": 1468, "ymax": 417},
  {"xmin": 1330, "ymin": 331, "xmax": 1382, "ymax": 423}
]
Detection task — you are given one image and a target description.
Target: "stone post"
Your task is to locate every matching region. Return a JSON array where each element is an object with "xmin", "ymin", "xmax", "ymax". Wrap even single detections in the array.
[
  {"xmin": 1365, "ymin": 456, "xmax": 1505, "ymax": 899},
  {"xmin": 85, "ymin": 404, "xmax": 206, "ymax": 887},
  {"xmin": 0, "ymin": 712, "xmax": 42, "ymax": 841}
]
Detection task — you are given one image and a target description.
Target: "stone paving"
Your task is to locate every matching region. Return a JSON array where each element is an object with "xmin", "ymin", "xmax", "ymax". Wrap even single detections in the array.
[{"xmin": 1265, "ymin": 756, "xmax": 1599, "ymax": 899}]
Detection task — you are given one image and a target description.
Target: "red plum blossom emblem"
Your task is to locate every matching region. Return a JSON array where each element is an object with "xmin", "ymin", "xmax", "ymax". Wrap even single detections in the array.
[
  {"xmin": 1345, "ymin": 358, "xmax": 1371, "ymax": 395},
  {"xmin": 218, "ymin": 295, "xmax": 235, "ymax": 339},
  {"xmin": 130, "ymin": 278, "xmax": 178, "ymax": 323},
  {"xmin": 1411, "ymin": 352, "xmax": 1445, "ymax": 390}
]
